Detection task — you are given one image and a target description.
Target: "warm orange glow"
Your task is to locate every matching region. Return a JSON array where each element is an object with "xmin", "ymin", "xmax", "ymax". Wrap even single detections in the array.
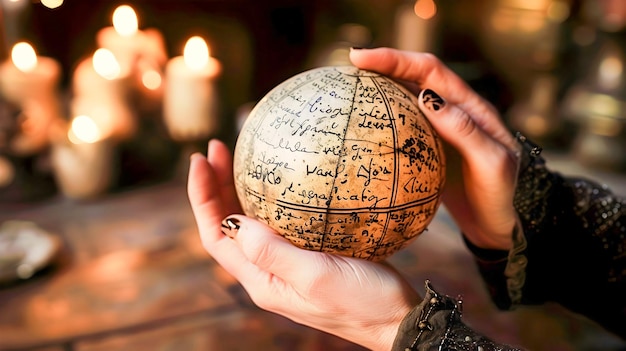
[
  {"xmin": 41, "ymin": 0, "xmax": 64, "ymax": 9},
  {"xmin": 183, "ymin": 36, "xmax": 210, "ymax": 71},
  {"xmin": 112, "ymin": 5, "xmax": 138, "ymax": 37},
  {"xmin": 142, "ymin": 69, "xmax": 162, "ymax": 90},
  {"xmin": 92, "ymin": 48, "xmax": 121, "ymax": 80},
  {"xmin": 599, "ymin": 55, "xmax": 623, "ymax": 90},
  {"xmin": 68, "ymin": 115, "xmax": 101, "ymax": 144},
  {"xmin": 414, "ymin": 0, "xmax": 437, "ymax": 20},
  {"xmin": 11, "ymin": 42, "xmax": 38, "ymax": 72}
]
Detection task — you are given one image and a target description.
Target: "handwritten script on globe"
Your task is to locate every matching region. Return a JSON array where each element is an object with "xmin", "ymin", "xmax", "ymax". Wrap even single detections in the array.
[{"xmin": 234, "ymin": 66, "xmax": 445, "ymax": 261}]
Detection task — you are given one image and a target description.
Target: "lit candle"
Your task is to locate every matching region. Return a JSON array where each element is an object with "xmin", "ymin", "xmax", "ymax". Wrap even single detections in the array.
[
  {"xmin": 0, "ymin": 42, "xmax": 62, "ymax": 110},
  {"xmin": 50, "ymin": 115, "xmax": 115, "ymax": 200},
  {"xmin": 96, "ymin": 5, "xmax": 167, "ymax": 77},
  {"xmin": 40, "ymin": 0, "xmax": 64, "ymax": 9},
  {"xmin": 163, "ymin": 36, "xmax": 222, "ymax": 141},
  {"xmin": 0, "ymin": 42, "xmax": 63, "ymax": 154},
  {"xmin": 71, "ymin": 48, "xmax": 136, "ymax": 140}
]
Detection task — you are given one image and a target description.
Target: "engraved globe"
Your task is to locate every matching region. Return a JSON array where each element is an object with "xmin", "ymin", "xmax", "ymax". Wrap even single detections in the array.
[{"xmin": 233, "ymin": 66, "xmax": 445, "ymax": 261}]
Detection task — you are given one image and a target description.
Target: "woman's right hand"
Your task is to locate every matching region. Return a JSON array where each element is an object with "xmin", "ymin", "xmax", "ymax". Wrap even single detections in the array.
[{"xmin": 350, "ymin": 47, "xmax": 519, "ymax": 251}]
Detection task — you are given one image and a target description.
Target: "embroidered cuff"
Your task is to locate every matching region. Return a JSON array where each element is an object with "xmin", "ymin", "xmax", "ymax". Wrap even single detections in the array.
[{"xmin": 391, "ymin": 280, "xmax": 523, "ymax": 351}]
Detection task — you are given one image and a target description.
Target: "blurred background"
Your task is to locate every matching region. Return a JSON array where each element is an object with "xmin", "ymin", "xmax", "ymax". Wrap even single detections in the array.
[
  {"xmin": 1, "ymin": 0, "xmax": 626, "ymax": 202},
  {"xmin": 0, "ymin": 0, "xmax": 625, "ymax": 350}
]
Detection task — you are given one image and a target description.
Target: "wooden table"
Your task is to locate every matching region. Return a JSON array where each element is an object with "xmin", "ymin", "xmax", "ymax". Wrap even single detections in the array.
[
  {"xmin": 0, "ymin": 181, "xmax": 366, "ymax": 351},
  {"xmin": 0, "ymin": 169, "xmax": 624, "ymax": 350}
]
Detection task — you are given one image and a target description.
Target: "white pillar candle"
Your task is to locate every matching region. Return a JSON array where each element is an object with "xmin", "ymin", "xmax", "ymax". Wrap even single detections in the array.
[
  {"xmin": 163, "ymin": 36, "xmax": 221, "ymax": 141},
  {"xmin": 50, "ymin": 115, "xmax": 115, "ymax": 200},
  {"xmin": 0, "ymin": 42, "xmax": 63, "ymax": 155},
  {"xmin": 0, "ymin": 42, "xmax": 62, "ymax": 117},
  {"xmin": 71, "ymin": 48, "xmax": 136, "ymax": 140},
  {"xmin": 96, "ymin": 5, "xmax": 167, "ymax": 78}
]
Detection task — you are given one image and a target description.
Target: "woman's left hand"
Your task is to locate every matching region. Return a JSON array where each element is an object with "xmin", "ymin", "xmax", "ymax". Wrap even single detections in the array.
[{"xmin": 187, "ymin": 139, "xmax": 421, "ymax": 351}]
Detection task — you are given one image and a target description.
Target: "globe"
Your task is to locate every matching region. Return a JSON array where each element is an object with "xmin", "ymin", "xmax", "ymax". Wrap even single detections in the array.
[{"xmin": 233, "ymin": 66, "xmax": 445, "ymax": 261}]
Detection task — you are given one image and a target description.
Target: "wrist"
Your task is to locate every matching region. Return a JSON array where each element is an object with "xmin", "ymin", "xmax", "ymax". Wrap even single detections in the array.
[
  {"xmin": 462, "ymin": 223, "xmax": 515, "ymax": 252},
  {"xmin": 368, "ymin": 302, "xmax": 416, "ymax": 351}
]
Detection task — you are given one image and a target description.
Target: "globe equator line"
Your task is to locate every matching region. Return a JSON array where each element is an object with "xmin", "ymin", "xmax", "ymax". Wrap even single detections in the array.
[
  {"xmin": 243, "ymin": 187, "xmax": 440, "ymax": 214},
  {"xmin": 275, "ymin": 193, "xmax": 440, "ymax": 214}
]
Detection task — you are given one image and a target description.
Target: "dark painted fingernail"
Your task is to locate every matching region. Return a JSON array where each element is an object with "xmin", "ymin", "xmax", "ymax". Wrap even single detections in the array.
[
  {"xmin": 422, "ymin": 89, "xmax": 445, "ymax": 112},
  {"xmin": 221, "ymin": 217, "xmax": 240, "ymax": 239}
]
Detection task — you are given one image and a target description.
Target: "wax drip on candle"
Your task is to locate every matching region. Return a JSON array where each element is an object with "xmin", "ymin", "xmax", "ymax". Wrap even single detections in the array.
[
  {"xmin": 112, "ymin": 5, "xmax": 138, "ymax": 37},
  {"xmin": 11, "ymin": 42, "xmax": 37, "ymax": 73},
  {"xmin": 183, "ymin": 36, "xmax": 209, "ymax": 71}
]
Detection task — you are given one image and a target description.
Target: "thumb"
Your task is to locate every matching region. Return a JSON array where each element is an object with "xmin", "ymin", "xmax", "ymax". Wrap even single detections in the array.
[{"xmin": 222, "ymin": 215, "xmax": 321, "ymax": 284}]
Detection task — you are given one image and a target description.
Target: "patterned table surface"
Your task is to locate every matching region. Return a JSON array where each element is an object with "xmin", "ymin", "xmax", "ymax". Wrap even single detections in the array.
[{"xmin": 0, "ymin": 158, "xmax": 624, "ymax": 351}]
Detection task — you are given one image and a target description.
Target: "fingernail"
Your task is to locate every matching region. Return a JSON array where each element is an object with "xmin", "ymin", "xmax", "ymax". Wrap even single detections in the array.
[
  {"xmin": 422, "ymin": 89, "xmax": 446, "ymax": 112},
  {"xmin": 190, "ymin": 152, "xmax": 203, "ymax": 161},
  {"xmin": 350, "ymin": 46, "xmax": 363, "ymax": 50},
  {"xmin": 221, "ymin": 217, "xmax": 240, "ymax": 239}
]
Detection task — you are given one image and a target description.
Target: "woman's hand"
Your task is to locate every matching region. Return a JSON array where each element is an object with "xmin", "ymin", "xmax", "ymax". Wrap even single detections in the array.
[
  {"xmin": 187, "ymin": 139, "xmax": 421, "ymax": 351},
  {"xmin": 350, "ymin": 47, "xmax": 519, "ymax": 251}
]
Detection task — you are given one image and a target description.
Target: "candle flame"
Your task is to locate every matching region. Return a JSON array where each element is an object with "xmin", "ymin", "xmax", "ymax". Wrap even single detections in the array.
[
  {"xmin": 414, "ymin": 0, "xmax": 437, "ymax": 20},
  {"xmin": 183, "ymin": 36, "xmax": 209, "ymax": 71},
  {"xmin": 142, "ymin": 70, "xmax": 162, "ymax": 90},
  {"xmin": 112, "ymin": 5, "xmax": 138, "ymax": 37},
  {"xmin": 11, "ymin": 42, "xmax": 38, "ymax": 73},
  {"xmin": 41, "ymin": 0, "xmax": 64, "ymax": 9},
  {"xmin": 93, "ymin": 48, "xmax": 122, "ymax": 80},
  {"xmin": 69, "ymin": 115, "xmax": 101, "ymax": 144}
]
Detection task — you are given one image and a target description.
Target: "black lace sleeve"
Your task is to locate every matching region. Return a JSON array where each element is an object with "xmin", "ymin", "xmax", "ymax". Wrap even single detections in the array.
[
  {"xmin": 466, "ymin": 133, "xmax": 626, "ymax": 339},
  {"xmin": 391, "ymin": 280, "xmax": 523, "ymax": 351}
]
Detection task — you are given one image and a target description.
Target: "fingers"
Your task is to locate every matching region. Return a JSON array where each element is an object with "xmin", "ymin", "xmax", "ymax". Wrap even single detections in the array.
[
  {"xmin": 417, "ymin": 89, "xmax": 517, "ymax": 249},
  {"xmin": 349, "ymin": 47, "xmax": 516, "ymax": 149},
  {"xmin": 187, "ymin": 140, "xmax": 237, "ymax": 246},
  {"xmin": 417, "ymin": 89, "xmax": 504, "ymax": 164},
  {"xmin": 187, "ymin": 139, "xmax": 315, "ymax": 308},
  {"xmin": 187, "ymin": 151, "xmax": 224, "ymax": 246},
  {"xmin": 206, "ymin": 139, "xmax": 242, "ymax": 215},
  {"xmin": 187, "ymin": 141, "xmax": 249, "ymax": 275}
]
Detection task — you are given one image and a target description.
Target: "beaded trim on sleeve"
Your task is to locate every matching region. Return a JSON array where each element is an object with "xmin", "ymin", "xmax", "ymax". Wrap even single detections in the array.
[
  {"xmin": 503, "ymin": 222, "xmax": 527, "ymax": 305},
  {"xmin": 401, "ymin": 281, "xmax": 523, "ymax": 351},
  {"xmin": 505, "ymin": 132, "xmax": 545, "ymax": 305},
  {"xmin": 405, "ymin": 280, "xmax": 460, "ymax": 350}
]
